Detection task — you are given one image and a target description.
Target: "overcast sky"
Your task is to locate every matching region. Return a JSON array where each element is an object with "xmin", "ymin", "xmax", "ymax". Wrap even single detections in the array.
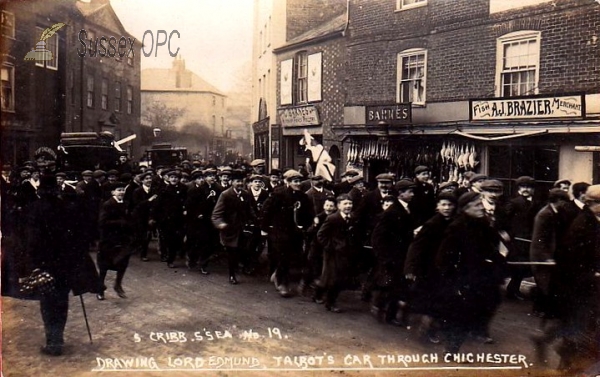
[{"xmin": 111, "ymin": 0, "xmax": 253, "ymax": 92}]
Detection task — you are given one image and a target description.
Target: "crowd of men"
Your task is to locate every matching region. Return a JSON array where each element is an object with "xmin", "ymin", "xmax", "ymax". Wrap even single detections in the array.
[{"xmin": 1, "ymin": 158, "xmax": 598, "ymax": 371}]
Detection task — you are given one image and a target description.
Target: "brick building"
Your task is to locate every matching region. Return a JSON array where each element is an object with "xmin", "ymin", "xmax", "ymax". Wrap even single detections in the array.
[
  {"xmin": 340, "ymin": 0, "xmax": 600, "ymax": 189},
  {"xmin": 1, "ymin": 0, "xmax": 141, "ymax": 166}
]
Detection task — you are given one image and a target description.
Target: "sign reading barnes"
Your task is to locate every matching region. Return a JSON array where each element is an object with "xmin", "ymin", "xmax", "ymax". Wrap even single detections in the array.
[
  {"xmin": 278, "ymin": 106, "xmax": 320, "ymax": 127},
  {"xmin": 470, "ymin": 95, "xmax": 585, "ymax": 121},
  {"xmin": 366, "ymin": 104, "xmax": 411, "ymax": 126}
]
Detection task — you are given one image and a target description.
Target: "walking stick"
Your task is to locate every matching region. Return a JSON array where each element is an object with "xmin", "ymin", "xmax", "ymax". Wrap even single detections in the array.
[{"xmin": 79, "ymin": 295, "xmax": 93, "ymax": 344}]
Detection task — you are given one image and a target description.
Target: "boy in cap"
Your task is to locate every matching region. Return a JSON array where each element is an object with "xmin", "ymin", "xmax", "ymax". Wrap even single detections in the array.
[{"xmin": 410, "ymin": 166, "xmax": 436, "ymax": 226}]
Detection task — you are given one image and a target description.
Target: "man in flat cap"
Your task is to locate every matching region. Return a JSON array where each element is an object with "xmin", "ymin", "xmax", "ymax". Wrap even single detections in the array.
[
  {"xmin": 347, "ymin": 174, "xmax": 366, "ymax": 209},
  {"xmin": 505, "ymin": 176, "xmax": 543, "ymax": 300},
  {"xmin": 153, "ymin": 170, "xmax": 187, "ymax": 268},
  {"xmin": 261, "ymin": 169, "xmax": 313, "ymax": 297},
  {"xmin": 333, "ymin": 170, "xmax": 359, "ymax": 196},
  {"xmin": 55, "ymin": 172, "xmax": 76, "ymax": 202},
  {"xmin": 436, "ymin": 191, "xmax": 505, "ymax": 353},
  {"xmin": 410, "ymin": 166, "xmax": 436, "ymax": 226},
  {"xmin": 131, "ymin": 171, "xmax": 158, "ymax": 262},
  {"xmin": 306, "ymin": 175, "xmax": 334, "ymax": 216},
  {"xmin": 553, "ymin": 179, "xmax": 571, "ymax": 193},
  {"xmin": 265, "ymin": 169, "xmax": 283, "ymax": 193},
  {"xmin": 192, "ymin": 167, "xmax": 223, "ymax": 274},
  {"xmin": 212, "ymin": 170, "xmax": 256, "ymax": 285},
  {"xmin": 218, "ymin": 167, "xmax": 232, "ymax": 190},
  {"xmin": 354, "ymin": 173, "xmax": 395, "ymax": 301},
  {"xmin": 76, "ymin": 169, "xmax": 103, "ymax": 251},
  {"xmin": 370, "ymin": 179, "xmax": 416, "ymax": 326}
]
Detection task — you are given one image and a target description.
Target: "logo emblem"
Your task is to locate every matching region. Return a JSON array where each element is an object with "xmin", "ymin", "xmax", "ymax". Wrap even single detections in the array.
[{"xmin": 24, "ymin": 23, "xmax": 66, "ymax": 62}]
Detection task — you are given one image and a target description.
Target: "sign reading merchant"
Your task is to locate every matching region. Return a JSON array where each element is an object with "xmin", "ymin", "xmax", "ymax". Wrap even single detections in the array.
[
  {"xmin": 470, "ymin": 94, "xmax": 585, "ymax": 121},
  {"xmin": 365, "ymin": 104, "xmax": 412, "ymax": 126},
  {"xmin": 278, "ymin": 105, "xmax": 320, "ymax": 127}
]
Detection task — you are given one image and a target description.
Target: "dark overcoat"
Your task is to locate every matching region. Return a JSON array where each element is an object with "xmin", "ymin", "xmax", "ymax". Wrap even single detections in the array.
[
  {"xmin": 3, "ymin": 194, "xmax": 101, "ymax": 299},
  {"xmin": 316, "ymin": 212, "xmax": 361, "ymax": 288},
  {"xmin": 98, "ymin": 197, "xmax": 134, "ymax": 271},
  {"xmin": 505, "ymin": 195, "xmax": 543, "ymax": 261},
  {"xmin": 211, "ymin": 187, "xmax": 255, "ymax": 248},
  {"xmin": 435, "ymin": 214, "xmax": 505, "ymax": 323},
  {"xmin": 405, "ymin": 213, "xmax": 453, "ymax": 316},
  {"xmin": 371, "ymin": 201, "xmax": 414, "ymax": 289},
  {"xmin": 306, "ymin": 187, "xmax": 334, "ymax": 216}
]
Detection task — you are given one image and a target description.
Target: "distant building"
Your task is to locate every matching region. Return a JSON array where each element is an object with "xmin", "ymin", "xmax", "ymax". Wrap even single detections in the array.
[{"xmin": 141, "ymin": 57, "xmax": 227, "ymax": 136}]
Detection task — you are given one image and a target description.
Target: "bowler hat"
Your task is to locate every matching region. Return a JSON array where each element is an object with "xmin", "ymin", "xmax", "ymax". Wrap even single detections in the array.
[
  {"xmin": 231, "ymin": 169, "xmax": 246, "ymax": 181},
  {"xmin": 269, "ymin": 169, "xmax": 281, "ymax": 176},
  {"xmin": 310, "ymin": 175, "xmax": 324, "ymax": 181},
  {"xmin": 203, "ymin": 168, "xmax": 217, "ymax": 176},
  {"xmin": 515, "ymin": 176, "xmax": 535, "ymax": 187}
]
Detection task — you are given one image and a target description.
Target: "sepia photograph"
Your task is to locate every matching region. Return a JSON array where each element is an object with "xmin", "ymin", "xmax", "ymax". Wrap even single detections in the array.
[{"xmin": 1, "ymin": 0, "xmax": 599, "ymax": 376}]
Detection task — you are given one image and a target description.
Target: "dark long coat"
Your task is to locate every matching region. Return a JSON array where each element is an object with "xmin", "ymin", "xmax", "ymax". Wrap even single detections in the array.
[
  {"xmin": 409, "ymin": 181, "xmax": 436, "ymax": 226},
  {"xmin": 316, "ymin": 212, "xmax": 361, "ymax": 288},
  {"xmin": 405, "ymin": 213, "xmax": 453, "ymax": 316},
  {"xmin": 3, "ymin": 193, "xmax": 101, "ymax": 299},
  {"xmin": 211, "ymin": 187, "xmax": 255, "ymax": 248},
  {"xmin": 131, "ymin": 185, "xmax": 158, "ymax": 236},
  {"xmin": 98, "ymin": 197, "xmax": 134, "ymax": 271},
  {"xmin": 529, "ymin": 204, "xmax": 561, "ymax": 294},
  {"xmin": 261, "ymin": 186, "xmax": 313, "ymax": 257},
  {"xmin": 371, "ymin": 201, "xmax": 414, "ymax": 289},
  {"xmin": 505, "ymin": 195, "xmax": 543, "ymax": 261},
  {"xmin": 306, "ymin": 187, "xmax": 334, "ymax": 216},
  {"xmin": 435, "ymin": 214, "xmax": 505, "ymax": 323}
]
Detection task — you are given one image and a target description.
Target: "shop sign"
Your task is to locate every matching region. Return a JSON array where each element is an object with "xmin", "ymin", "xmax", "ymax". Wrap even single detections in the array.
[
  {"xmin": 365, "ymin": 104, "xmax": 412, "ymax": 126},
  {"xmin": 252, "ymin": 118, "xmax": 269, "ymax": 134},
  {"xmin": 470, "ymin": 94, "xmax": 584, "ymax": 121},
  {"xmin": 278, "ymin": 105, "xmax": 320, "ymax": 127}
]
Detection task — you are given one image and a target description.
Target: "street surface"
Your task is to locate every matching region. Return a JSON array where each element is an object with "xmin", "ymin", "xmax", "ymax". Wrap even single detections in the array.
[{"xmin": 2, "ymin": 241, "xmax": 568, "ymax": 377}]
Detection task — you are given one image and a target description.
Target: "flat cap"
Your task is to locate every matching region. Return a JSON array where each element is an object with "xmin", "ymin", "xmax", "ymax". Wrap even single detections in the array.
[
  {"xmin": 515, "ymin": 176, "xmax": 535, "ymax": 186},
  {"xmin": 203, "ymin": 168, "xmax": 217, "ymax": 176},
  {"xmin": 92, "ymin": 170, "xmax": 106, "ymax": 178},
  {"xmin": 107, "ymin": 169, "xmax": 119, "ymax": 177},
  {"xmin": 375, "ymin": 173, "xmax": 394, "ymax": 182},
  {"xmin": 469, "ymin": 173, "xmax": 488, "ymax": 183},
  {"xmin": 553, "ymin": 179, "xmax": 571, "ymax": 188},
  {"xmin": 480, "ymin": 179, "xmax": 504, "ymax": 192},
  {"xmin": 310, "ymin": 175, "xmax": 324, "ymax": 181},
  {"xmin": 191, "ymin": 169, "xmax": 204, "ymax": 179},
  {"xmin": 585, "ymin": 184, "xmax": 600, "ymax": 201},
  {"xmin": 414, "ymin": 165, "xmax": 430, "ymax": 175},
  {"xmin": 437, "ymin": 192, "xmax": 458, "ymax": 204},
  {"xmin": 218, "ymin": 166, "xmax": 232, "ymax": 176},
  {"xmin": 109, "ymin": 181, "xmax": 127, "ymax": 190},
  {"xmin": 438, "ymin": 181, "xmax": 458, "ymax": 191},
  {"xmin": 55, "ymin": 172, "xmax": 67, "ymax": 178},
  {"xmin": 341, "ymin": 170, "xmax": 360, "ymax": 178},
  {"xmin": 165, "ymin": 170, "xmax": 181, "ymax": 177},
  {"xmin": 283, "ymin": 169, "xmax": 303, "ymax": 181},
  {"xmin": 119, "ymin": 173, "xmax": 132, "ymax": 182},
  {"xmin": 458, "ymin": 191, "xmax": 481, "ymax": 210},
  {"xmin": 138, "ymin": 171, "xmax": 153, "ymax": 180},
  {"xmin": 249, "ymin": 174, "xmax": 264, "ymax": 181},
  {"xmin": 250, "ymin": 159, "xmax": 265, "ymax": 167},
  {"xmin": 81, "ymin": 170, "xmax": 93, "ymax": 176},
  {"xmin": 349, "ymin": 174, "xmax": 364, "ymax": 185},
  {"xmin": 395, "ymin": 178, "xmax": 416, "ymax": 191}
]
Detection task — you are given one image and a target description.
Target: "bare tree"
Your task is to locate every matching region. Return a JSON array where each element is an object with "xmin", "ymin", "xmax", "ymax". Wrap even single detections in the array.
[{"xmin": 142, "ymin": 100, "xmax": 186, "ymax": 131}]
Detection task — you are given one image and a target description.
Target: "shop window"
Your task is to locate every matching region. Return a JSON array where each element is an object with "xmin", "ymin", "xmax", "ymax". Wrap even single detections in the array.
[
  {"xmin": 1, "ymin": 11, "xmax": 15, "ymax": 38},
  {"xmin": 126, "ymin": 85, "xmax": 133, "ymax": 114},
  {"xmin": 496, "ymin": 31, "xmax": 540, "ymax": 97},
  {"xmin": 101, "ymin": 78, "xmax": 108, "ymax": 110},
  {"xmin": 114, "ymin": 81, "xmax": 121, "ymax": 112},
  {"xmin": 1, "ymin": 64, "xmax": 14, "ymax": 111},
  {"xmin": 35, "ymin": 26, "xmax": 59, "ymax": 70},
  {"xmin": 397, "ymin": 49, "xmax": 426, "ymax": 105},
  {"xmin": 86, "ymin": 75, "xmax": 94, "ymax": 108},
  {"xmin": 396, "ymin": 0, "xmax": 427, "ymax": 11},
  {"xmin": 294, "ymin": 51, "xmax": 308, "ymax": 104},
  {"xmin": 488, "ymin": 144, "xmax": 558, "ymax": 196}
]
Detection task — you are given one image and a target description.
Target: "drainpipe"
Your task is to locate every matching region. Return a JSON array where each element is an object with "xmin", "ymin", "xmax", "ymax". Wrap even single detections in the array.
[{"xmin": 342, "ymin": 0, "xmax": 350, "ymax": 36}]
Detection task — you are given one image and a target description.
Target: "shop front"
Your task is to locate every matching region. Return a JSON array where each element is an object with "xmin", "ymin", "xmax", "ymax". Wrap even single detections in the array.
[
  {"xmin": 278, "ymin": 104, "xmax": 322, "ymax": 171},
  {"xmin": 338, "ymin": 93, "xmax": 599, "ymax": 191}
]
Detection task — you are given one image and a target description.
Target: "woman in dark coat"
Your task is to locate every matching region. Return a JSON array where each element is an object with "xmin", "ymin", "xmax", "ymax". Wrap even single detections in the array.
[
  {"xmin": 436, "ymin": 192, "xmax": 506, "ymax": 353},
  {"xmin": 20, "ymin": 174, "xmax": 101, "ymax": 356},
  {"xmin": 315, "ymin": 194, "xmax": 361, "ymax": 312},
  {"xmin": 97, "ymin": 181, "xmax": 134, "ymax": 300}
]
